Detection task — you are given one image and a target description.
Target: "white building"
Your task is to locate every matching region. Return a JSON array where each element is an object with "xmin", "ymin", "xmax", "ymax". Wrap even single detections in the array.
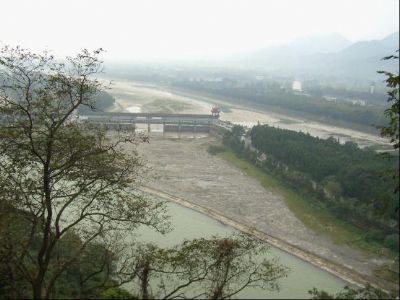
[
  {"xmin": 369, "ymin": 84, "xmax": 375, "ymax": 94},
  {"xmin": 292, "ymin": 81, "xmax": 302, "ymax": 92}
]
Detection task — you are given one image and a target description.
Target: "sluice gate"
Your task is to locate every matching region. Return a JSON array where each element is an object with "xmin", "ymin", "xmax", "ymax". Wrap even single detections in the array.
[{"xmin": 79, "ymin": 111, "xmax": 219, "ymax": 133}]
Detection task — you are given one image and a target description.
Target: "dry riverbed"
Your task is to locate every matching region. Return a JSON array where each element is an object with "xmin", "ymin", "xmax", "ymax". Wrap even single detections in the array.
[
  {"xmin": 104, "ymin": 79, "xmax": 391, "ymax": 150},
  {"xmin": 128, "ymin": 134, "xmax": 393, "ymax": 290},
  {"xmin": 107, "ymin": 78, "xmax": 395, "ymax": 290}
]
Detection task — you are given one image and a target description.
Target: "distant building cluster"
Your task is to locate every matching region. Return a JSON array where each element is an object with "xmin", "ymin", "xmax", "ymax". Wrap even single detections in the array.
[
  {"xmin": 348, "ymin": 99, "xmax": 366, "ymax": 106},
  {"xmin": 323, "ymin": 96, "xmax": 337, "ymax": 102},
  {"xmin": 323, "ymin": 95, "xmax": 366, "ymax": 106},
  {"xmin": 189, "ymin": 77, "xmax": 223, "ymax": 82}
]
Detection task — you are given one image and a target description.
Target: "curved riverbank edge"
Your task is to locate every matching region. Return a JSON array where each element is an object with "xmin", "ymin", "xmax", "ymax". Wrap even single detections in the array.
[{"xmin": 139, "ymin": 185, "xmax": 386, "ymax": 292}]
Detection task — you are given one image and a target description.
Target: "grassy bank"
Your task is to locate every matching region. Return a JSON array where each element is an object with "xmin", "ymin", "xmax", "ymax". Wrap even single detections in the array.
[{"xmin": 214, "ymin": 146, "xmax": 396, "ymax": 259}]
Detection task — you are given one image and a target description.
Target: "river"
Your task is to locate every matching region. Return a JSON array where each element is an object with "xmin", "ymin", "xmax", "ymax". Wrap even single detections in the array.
[
  {"xmin": 135, "ymin": 201, "xmax": 347, "ymax": 299},
  {"xmin": 105, "ymin": 79, "xmax": 371, "ymax": 297},
  {"xmin": 105, "ymin": 79, "xmax": 391, "ymax": 151}
]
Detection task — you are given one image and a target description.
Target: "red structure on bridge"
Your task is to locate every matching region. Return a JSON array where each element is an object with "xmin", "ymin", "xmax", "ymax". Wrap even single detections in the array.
[{"xmin": 211, "ymin": 106, "xmax": 220, "ymax": 117}]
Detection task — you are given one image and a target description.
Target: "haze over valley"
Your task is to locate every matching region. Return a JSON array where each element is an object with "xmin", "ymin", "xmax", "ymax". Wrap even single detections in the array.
[{"xmin": 0, "ymin": 0, "xmax": 399, "ymax": 299}]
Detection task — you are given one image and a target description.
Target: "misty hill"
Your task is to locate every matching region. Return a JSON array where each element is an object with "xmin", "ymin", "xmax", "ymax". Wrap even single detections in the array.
[
  {"xmin": 332, "ymin": 31, "xmax": 398, "ymax": 61},
  {"xmin": 234, "ymin": 32, "xmax": 399, "ymax": 80},
  {"xmin": 252, "ymin": 33, "xmax": 351, "ymax": 57}
]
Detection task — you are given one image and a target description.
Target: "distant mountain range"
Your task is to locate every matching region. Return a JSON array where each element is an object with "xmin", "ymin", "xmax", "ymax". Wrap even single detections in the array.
[{"xmin": 230, "ymin": 32, "xmax": 399, "ymax": 80}]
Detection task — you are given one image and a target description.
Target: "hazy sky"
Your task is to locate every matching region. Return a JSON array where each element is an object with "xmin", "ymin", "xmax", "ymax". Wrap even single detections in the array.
[{"xmin": 1, "ymin": 0, "xmax": 398, "ymax": 61}]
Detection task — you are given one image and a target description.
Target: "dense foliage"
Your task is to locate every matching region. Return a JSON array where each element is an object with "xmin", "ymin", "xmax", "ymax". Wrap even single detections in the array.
[
  {"xmin": 126, "ymin": 234, "xmax": 287, "ymax": 299},
  {"xmin": 223, "ymin": 124, "xmax": 399, "ymax": 251},
  {"xmin": 308, "ymin": 284, "xmax": 392, "ymax": 299},
  {"xmin": 0, "ymin": 210, "xmax": 122, "ymax": 299},
  {"xmin": 378, "ymin": 50, "xmax": 399, "ymax": 195}
]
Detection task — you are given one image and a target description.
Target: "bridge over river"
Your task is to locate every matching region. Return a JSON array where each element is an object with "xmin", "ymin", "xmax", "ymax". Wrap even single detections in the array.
[{"xmin": 79, "ymin": 111, "xmax": 220, "ymax": 133}]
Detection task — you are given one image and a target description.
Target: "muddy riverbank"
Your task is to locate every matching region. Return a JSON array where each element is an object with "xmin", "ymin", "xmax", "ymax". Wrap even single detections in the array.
[
  {"xmin": 107, "ymin": 78, "xmax": 395, "ymax": 291},
  {"xmin": 123, "ymin": 135, "xmax": 395, "ymax": 292},
  {"xmin": 139, "ymin": 185, "xmax": 367, "ymax": 288}
]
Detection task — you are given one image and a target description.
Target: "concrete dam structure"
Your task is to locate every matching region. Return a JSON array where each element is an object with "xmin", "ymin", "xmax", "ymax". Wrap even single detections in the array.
[{"xmin": 79, "ymin": 111, "xmax": 220, "ymax": 133}]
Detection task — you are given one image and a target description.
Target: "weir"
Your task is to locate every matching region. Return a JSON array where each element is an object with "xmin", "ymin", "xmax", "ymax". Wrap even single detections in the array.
[{"xmin": 79, "ymin": 111, "xmax": 220, "ymax": 133}]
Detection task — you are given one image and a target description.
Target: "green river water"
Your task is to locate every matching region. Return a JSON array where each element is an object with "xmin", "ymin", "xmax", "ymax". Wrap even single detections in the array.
[{"xmin": 135, "ymin": 201, "xmax": 347, "ymax": 299}]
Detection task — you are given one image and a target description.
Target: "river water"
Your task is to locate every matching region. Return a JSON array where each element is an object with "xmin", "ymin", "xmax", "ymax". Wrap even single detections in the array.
[
  {"xmin": 107, "ymin": 79, "xmax": 356, "ymax": 298},
  {"xmin": 135, "ymin": 201, "xmax": 347, "ymax": 299}
]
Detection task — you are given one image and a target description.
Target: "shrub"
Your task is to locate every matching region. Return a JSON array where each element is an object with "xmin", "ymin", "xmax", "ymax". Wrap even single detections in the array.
[
  {"xmin": 364, "ymin": 229, "xmax": 385, "ymax": 242},
  {"xmin": 383, "ymin": 234, "xmax": 400, "ymax": 251},
  {"xmin": 101, "ymin": 288, "xmax": 136, "ymax": 299},
  {"xmin": 207, "ymin": 144, "xmax": 226, "ymax": 155}
]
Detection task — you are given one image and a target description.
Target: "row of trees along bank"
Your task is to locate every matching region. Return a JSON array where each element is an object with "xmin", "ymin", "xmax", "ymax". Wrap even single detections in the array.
[{"xmin": 223, "ymin": 124, "xmax": 399, "ymax": 253}]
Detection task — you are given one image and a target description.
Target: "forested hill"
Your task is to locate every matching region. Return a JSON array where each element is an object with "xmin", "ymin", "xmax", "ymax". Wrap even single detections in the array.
[
  {"xmin": 224, "ymin": 125, "xmax": 399, "ymax": 252},
  {"xmin": 231, "ymin": 31, "xmax": 399, "ymax": 80}
]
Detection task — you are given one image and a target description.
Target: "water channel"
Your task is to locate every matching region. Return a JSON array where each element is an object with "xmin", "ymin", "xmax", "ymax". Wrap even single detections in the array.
[
  {"xmin": 108, "ymin": 80, "xmax": 355, "ymax": 298},
  {"xmin": 135, "ymin": 201, "xmax": 347, "ymax": 299}
]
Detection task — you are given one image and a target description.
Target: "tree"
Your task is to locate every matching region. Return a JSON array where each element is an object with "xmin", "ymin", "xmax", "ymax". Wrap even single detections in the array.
[
  {"xmin": 0, "ymin": 46, "xmax": 168, "ymax": 298},
  {"xmin": 101, "ymin": 287, "xmax": 136, "ymax": 299},
  {"xmin": 378, "ymin": 51, "xmax": 400, "ymax": 150},
  {"xmin": 128, "ymin": 234, "xmax": 288, "ymax": 300},
  {"xmin": 223, "ymin": 125, "xmax": 245, "ymax": 154},
  {"xmin": 378, "ymin": 50, "xmax": 399, "ymax": 195},
  {"xmin": 199, "ymin": 234, "xmax": 287, "ymax": 299},
  {"xmin": 308, "ymin": 284, "xmax": 392, "ymax": 299},
  {"xmin": 0, "ymin": 46, "xmax": 288, "ymax": 299}
]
